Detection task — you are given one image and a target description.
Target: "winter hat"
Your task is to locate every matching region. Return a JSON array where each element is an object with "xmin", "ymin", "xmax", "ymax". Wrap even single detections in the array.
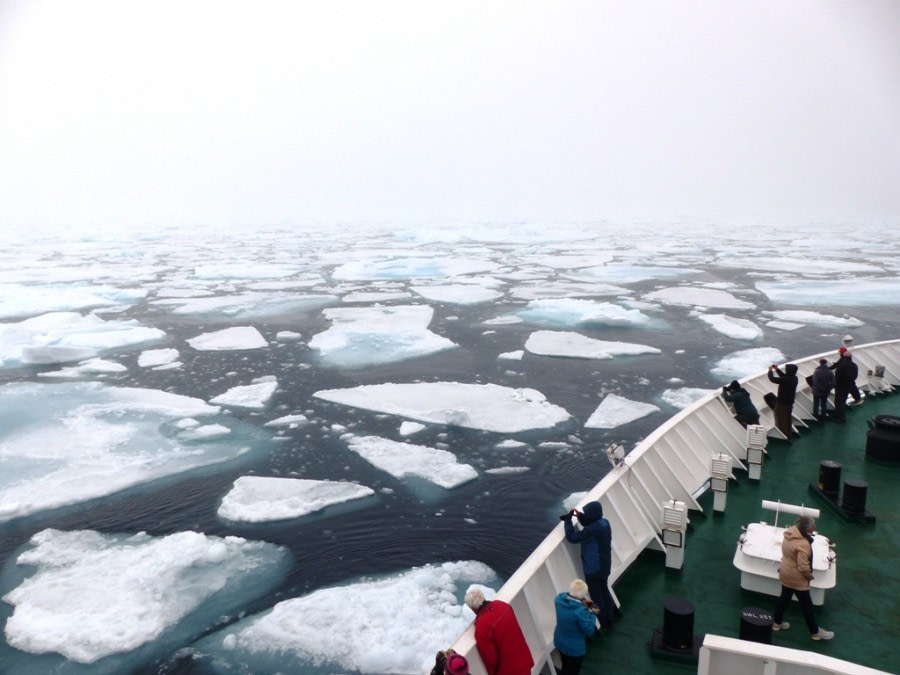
[
  {"xmin": 581, "ymin": 501, "xmax": 603, "ymax": 522},
  {"xmin": 819, "ymin": 358, "xmax": 828, "ymax": 365},
  {"xmin": 785, "ymin": 363, "xmax": 798, "ymax": 375},
  {"xmin": 729, "ymin": 380, "xmax": 741, "ymax": 391},
  {"xmin": 445, "ymin": 653, "xmax": 469, "ymax": 675},
  {"xmin": 839, "ymin": 347, "xmax": 848, "ymax": 355}
]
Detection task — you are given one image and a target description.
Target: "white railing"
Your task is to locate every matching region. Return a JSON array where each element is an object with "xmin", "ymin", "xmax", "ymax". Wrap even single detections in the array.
[{"xmin": 450, "ymin": 339, "xmax": 900, "ymax": 675}]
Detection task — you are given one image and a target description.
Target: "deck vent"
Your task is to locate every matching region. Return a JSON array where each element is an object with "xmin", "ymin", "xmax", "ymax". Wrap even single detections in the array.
[
  {"xmin": 710, "ymin": 453, "xmax": 732, "ymax": 512},
  {"xmin": 661, "ymin": 500, "xmax": 688, "ymax": 569},
  {"xmin": 746, "ymin": 424, "xmax": 767, "ymax": 480}
]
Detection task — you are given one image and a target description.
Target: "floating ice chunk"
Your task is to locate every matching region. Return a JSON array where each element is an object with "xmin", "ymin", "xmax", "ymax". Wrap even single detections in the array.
[
  {"xmin": 524, "ymin": 331, "xmax": 660, "ymax": 359},
  {"xmin": 711, "ymin": 347, "xmax": 786, "ymax": 379},
  {"xmin": 314, "ymin": 382, "xmax": 571, "ymax": 433},
  {"xmin": 196, "ymin": 561, "xmax": 499, "ymax": 675},
  {"xmin": 410, "ymin": 284, "xmax": 503, "ymax": 305},
  {"xmin": 515, "ymin": 299, "xmax": 650, "ymax": 328},
  {"xmin": 644, "ymin": 287, "xmax": 755, "ymax": 309},
  {"xmin": 695, "ymin": 314, "xmax": 762, "ymax": 340},
  {"xmin": 37, "ymin": 358, "xmax": 127, "ymax": 378},
  {"xmin": 520, "ymin": 253, "xmax": 614, "ymax": 269},
  {"xmin": 275, "ymin": 330, "xmax": 303, "ymax": 341},
  {"xmin": 138, "ymin": 348, "xmax": 180, "ymax": 368},
  {"xmin": 210, "ymin": 377, "xmax": 278, "ymax": 409},
  {"xmin": 510, "ymin": 282, "xmax": 631, "ymax": 301},
  {"xmin": 187, "ymin": 326, "xmax": 267, "ymax": 351},
  {"xmin": 346, "ymin": 435, "xmax": 477, "ymax": 489},
  {"xmin": 218, "ymin": 477, "xmax": 374, "ymax": 522},
  {"xmin": 399, "ymin": 421, "xmax": 427, "ymax": 436},
  {"xmin": 483, "ymin": 315, "xmax": 523, "ymax": 325},
  {"xmin": 0, "ymin": 312, "xmax": 165, "ymax": 367},
  {"xmin": 0, "ymin": 284, "xmax": 147, "ymax": 320},
  {"xmin": 762, "ymin": 310, "xmax": 864, "ymax": 327},
  {"xmin": 494, "ymin": 440, "xmax": 528, "ymax": 449},
  {"xmin": 1, "ymin": 528, "xmax": 290, "ymax": 664},
  {"xmin": 661, "ymin": 388, "xmax": 716, "ymax": 409},
  {"xmin": 154, "ymin": 292, "xmax": 336, "ymax": 319},
  {"xmin": 484, "ymin": 466, "xmax": 530, "ymax": 475},
  {"xmin": 309, "ymin": 305, "xmax": 457, "ymax": 368},
  {"xmin": 566, "ymin": 264, "xmax": 702, "ymax": 284},
  {"xmin": 715, "ymin": 256, "xmax": 881, "ymax": 274},
  {"xmin": 766, "ymin": 320, "xmax": 805, "ymax": 331},
  {"xmin": 332, "ymin": 257, "xmax": 498, "ymax": 281},
  {"xmin": 0, "ymin": 382, "xmax": 273, "ymax": 523},
  {"xmin": 498, "ymin": 350, "xmax": 524, "ymax": 360},
  {"xmin": 264, "ymin": 414, "xmax": 309, "ymax": 427},
  {"xmin": 342, "ymin": 290, "xmax": 411, "ymax": 302},
  {"xmin": 585, "ymin": 394, "xmax": 660, "ymax": 429},
  {"xmin": 756, "ymin": 278, "xmax": 900, "ymax": 306},
  {"xmin": 177, "ymin": 424, "xmax": 231, "ymax": 441}
]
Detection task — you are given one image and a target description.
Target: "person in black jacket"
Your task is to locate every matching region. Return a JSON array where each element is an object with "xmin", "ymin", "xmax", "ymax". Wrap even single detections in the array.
[
  {"xmin": 830, "ymin": 348, "xmax": 860, "ymax": 422},
  {"xmin": 722, "ymin": 380, "xmax": 760, "ymax": 427},
  {"xmin": 767, "ymin": 363, "xmax": 799, "ymax": 437},
  {"xmin": 810, "ymin": 359, "xmax": 835, "ymax": 421}
]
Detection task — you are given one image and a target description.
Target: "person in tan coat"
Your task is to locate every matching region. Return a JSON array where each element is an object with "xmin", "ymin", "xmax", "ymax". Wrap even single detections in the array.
[{"xmin": 771, "ymin": 516, "xmax": 834, "ymax": 640}]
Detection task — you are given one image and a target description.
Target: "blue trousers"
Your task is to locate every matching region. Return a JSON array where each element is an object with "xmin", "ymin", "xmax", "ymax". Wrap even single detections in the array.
[{"xmin": 585, "ymin": 572, "xmax": 616, "ymax": 628}]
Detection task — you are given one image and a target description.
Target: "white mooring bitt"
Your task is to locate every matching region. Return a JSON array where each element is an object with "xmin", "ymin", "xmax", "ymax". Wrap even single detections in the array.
[{"xmin": 661, "ymin": 499, "xmax": 688, "ymax": 569}]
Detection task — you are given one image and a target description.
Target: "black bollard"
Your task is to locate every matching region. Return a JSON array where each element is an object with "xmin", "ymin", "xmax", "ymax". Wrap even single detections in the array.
[{"xmin": 739, "ymin": 607, "xmax": 773, "ymax": 644}]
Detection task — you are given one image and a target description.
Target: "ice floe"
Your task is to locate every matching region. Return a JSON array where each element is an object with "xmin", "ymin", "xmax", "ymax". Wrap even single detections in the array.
[
  {"xmin": 584, "ymin": 394, "xmax": 661, "ymax": 429},
  {"xmin": 345, "ymin": 435, "xmax": 477, "ymax": 489},
  {"xmin": 1, "ymin": 529, "xmax": 290, "ymax": 666},
  {"xmin": 332, "ymin": 257, "xmax": 499, "ymax": 281},
  {"xmin": 0, "ymin": 312, "xmax": 164, "ymax": 367},
  {"xmin": 695, "ymin": 314, "xmax": 763, "ymax": 340},
  {"xmin": 410, "ymin": 283, "xmax": 504, "ymax": 305},
  {"xmin": 762, "ymin": 310, "xmax": 864, "ymax": 328},
  {"xmin": 210, "ymin": 377, "xmax": 278, "ymax": 410},
  {"xmin": 644, "ymin": 286, "xmax": 755, "ymax": 309},
  {"xmin": 187, "ymin": 326, "xmax": 267, "ymax": 351},
  {"xmin": 0, "ymin": 382, "xmax": 271, "ymax": 523},
  {"xmin": 661, "ymin": 387, "xmax": 716, "ymax": 409},
  {"xmin": 756, "ymin": 278, "xmax": 900, "ymax": 306},
  {"xmin": 515, "ymin": 299, "xmax": 650, "ymax": 328},
  {"xmin": 0, "ymin": 284, "xmax": 148, "ymax": 320},
  {"xmin": 218, "ymin": 477, "xmax": 374, "ymax": 522},
  {"xmin": 314, "ymin": 382, "xmax": 571, "ymax": 433},
  {"xmin": 195, "ymin": 561, "xmax": 498, "ymax": 675},
  {"xmin": 137, "ymin": 348, "xmax": 180, "ymax": 368},
  {"xmin": 309, "ymin": 305, "xmax": 456, "ymax": 368},
  {"xmin": 711, "ymin": 347, "xmax": 787, "ymax": 379},
  {"xmin": 524, "ymin": 330, "xmax": 660, "ymax": 359}
]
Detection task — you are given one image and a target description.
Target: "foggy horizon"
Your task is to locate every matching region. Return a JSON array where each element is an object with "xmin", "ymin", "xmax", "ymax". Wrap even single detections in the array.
[{"xmin": 1, "ymin": 1, "xmax": 899, "ymax": 232}]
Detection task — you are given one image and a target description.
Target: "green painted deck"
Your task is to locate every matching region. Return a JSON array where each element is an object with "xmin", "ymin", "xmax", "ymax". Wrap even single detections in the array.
[{"xmin": 580, "ymin": 392, "xmax": 900, "ymax": 674}]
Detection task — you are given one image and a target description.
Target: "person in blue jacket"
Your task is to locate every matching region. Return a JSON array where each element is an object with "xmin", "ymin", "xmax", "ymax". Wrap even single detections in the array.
[
  {"xmin": 553, "ymin": 579, "xmax": 599, "ymax": 675},
  {"xmin": 561, "ymin": 500, "xmax": 616, "ymax": 630}
]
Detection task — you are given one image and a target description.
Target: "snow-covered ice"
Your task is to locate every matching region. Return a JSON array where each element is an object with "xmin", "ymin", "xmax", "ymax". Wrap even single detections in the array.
[
  {"xmin": 218, "ymin": 477, "xmax": 375, "ymax": 522},
  {"xmin": 644, "ymin": 286, "xmax": 756, "ymax": 309},
  {"xmin": 695, "ymin": 314, "xmax": 763, "ymax": 340},
  {"xmin": 186, "ymin": 326, "xmax": 268, "ymax": 351},
  {"xmin": 515, "ymin": 299, "xmax": 650, "ymax": 328},
  {"xmin": 585, "ymin": 394, "xmax": 661, "ymax": 429},
  {"xmin": 309, "ymin": 305, "xmax": 457, "ymax": 368},
  {"xmin": 345, "ymin": 435, "xmax": 477, "ymax": 489},
  {"xmin": 0, "ymin": 382, "xmax": 271, "ymax": 523},
  {"xmin": 195, "ymin": 560, "xmax": 498, "ymax": 675},
  {"xmin": 711, "ymin": 347, "xmax": 787, "ymax": 379},
  {"xmin": 1, "ymin": 529, "xmax": 290, "ymax": 666},
  {"xmin": 524, "ymin": 331, "xmax": 660, "ymax": 359},
  {"xmin": 210, "ymin": 377, "xmax": 278, "ymax": 410},
  {"xmin": 314, "ymin": 382, "xmax": 571, "ymax": 433}
]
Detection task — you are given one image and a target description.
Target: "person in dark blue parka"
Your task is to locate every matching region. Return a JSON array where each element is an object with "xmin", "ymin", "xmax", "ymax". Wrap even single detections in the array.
[
  {"xmin": 561, "ymin": 500, "xmax": 616, "ymax": 630},
  {"xmin": 553, "ymin": 579, "xmax": 599, "ymax": 675},
  {"xmin": 722, "ymin": 380, "xmax": 760, "ymax": 427}
]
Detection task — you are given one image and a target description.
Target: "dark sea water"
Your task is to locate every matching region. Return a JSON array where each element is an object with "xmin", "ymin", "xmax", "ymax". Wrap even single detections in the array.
[{"xmin": 1, "ymin": 221, "xmax": 898, "ymax": 673}]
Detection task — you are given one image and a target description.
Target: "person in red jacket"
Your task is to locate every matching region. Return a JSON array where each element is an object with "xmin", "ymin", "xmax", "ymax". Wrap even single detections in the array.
[{"xmin": 465, "ymin": 588, "xmax": 535, "ymax": 675}]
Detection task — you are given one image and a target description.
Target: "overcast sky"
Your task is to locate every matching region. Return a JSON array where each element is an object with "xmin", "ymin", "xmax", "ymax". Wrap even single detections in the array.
[{"xmin": 1, "ymin": 1, "xmax": 899, "ymax": 231}]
